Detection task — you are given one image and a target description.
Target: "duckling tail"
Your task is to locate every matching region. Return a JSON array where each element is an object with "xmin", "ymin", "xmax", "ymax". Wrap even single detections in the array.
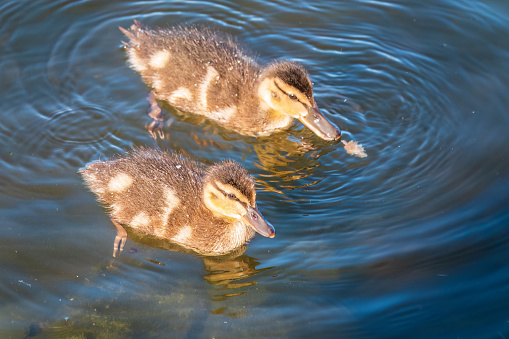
[
  {"xmin": 132, "ymin": 19, "xmax": 145, "ymax": 31},
  {"xmin": 119, "ymin": 20, "xmax": 146, "ymax": 46},
  {"xmin": 119, "ymin": 26, "xmax": 137, "ymax": 45}
]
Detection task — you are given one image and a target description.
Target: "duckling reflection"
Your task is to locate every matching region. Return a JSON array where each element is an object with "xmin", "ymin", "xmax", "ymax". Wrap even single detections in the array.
[
  {"xmin": 201, "ymin": 248, "xmax": 274, "ymax": 290},
  {"xmin": 119, "ymin": 20, "xmax": 341, "ymax": 141},
  {"xmin": 155, "ymin": 127, "xmax": 335, "ymax": 193},
  {"xmin": 125, "ymin": 230, "xmax": 274, "ymax": 310},
  {"xmin": 203, "ymin": 250, "xmax": 275, "ymax": 319}
]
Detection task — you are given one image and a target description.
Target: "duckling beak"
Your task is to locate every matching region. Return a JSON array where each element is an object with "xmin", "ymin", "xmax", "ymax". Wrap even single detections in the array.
[
  {"xmin": 299, "ymin": 106, "xmax": 341, "ymax": 141},
  {"xmin": 243, "ymin": 205, "xmax": 276, "ymax": 238}
]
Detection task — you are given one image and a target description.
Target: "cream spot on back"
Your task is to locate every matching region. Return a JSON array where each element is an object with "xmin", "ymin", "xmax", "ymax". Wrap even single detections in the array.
[
  {"xmin": 128, "ymin": 51, "xmax": 147, "ymax": 72},
  {"xmin": 110, "ymin": 203, "xmax": 122, "ymax": 215},
  {"xmin": 207, "ymin": 106, "xmax": 237, "ymax": 123},
  {"xmin": 172, "ymin": 226, "xmax": 192, "ymax": 244},
  {"xmin": 198, "ymin": 66, "xmax": 219, "ymax": 111},
  {"xmin": 83, "ymin": 172, "xmax": 106, "ymax": 194},
  {"xmin": 161, "ymin": 188, "xmax": 180, "ymax": 226},
  {"xmin": 149, "ymin": 50, "xmax": 171, "ymax": 69},
  {"xmin": 130, "ymin": 212, "xmax": 150, "ymax": 228},
  {"xmin": 153, "ymin": 226, "xmax": 166, "ymax": 238},
  {"xmin": 85, "ymin": 172, "xmax": 97, "ymax": 182},
  {"xmin": 195, "ymin": 65, "xmax": 238, "ymax": 122},
  {"xmin": 169, "ymin": 87, "xmax": 192, "ymax": 102},
  {"xmin": 108, "ymin": 173, "xmax": 133, "ymax": 192},
  {"xmin": 153, "ymin": 78, "xmax": 164, "ymax": 92},
  {"xmin": 93, "ymin": 186, "xmax": 106, "ymax": 195}
]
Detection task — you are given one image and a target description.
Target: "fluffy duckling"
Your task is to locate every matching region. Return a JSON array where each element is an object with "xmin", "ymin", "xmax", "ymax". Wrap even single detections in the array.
[
  {"xmin": 80, "ymin": 148, "xmax": 275, "ymax": 257},
  {"xmin": 119, "ymin": 20, "xmax": 341, "ymax": 140}
]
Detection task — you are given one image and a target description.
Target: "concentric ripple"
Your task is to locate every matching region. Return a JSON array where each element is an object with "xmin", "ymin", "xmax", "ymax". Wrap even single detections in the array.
[{"xmin": 1, "ymin": 0, "xmax": 509, "ymax": 338}]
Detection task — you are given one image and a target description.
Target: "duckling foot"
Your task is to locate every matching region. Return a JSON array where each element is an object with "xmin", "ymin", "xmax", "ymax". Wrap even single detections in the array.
[
  {"xmin": 147, "ymin": 120, "xmax": 165, "ymax": 139},
  {"xmin": 146, "ymin": 91, "xmax": 165, "ymax": 139},
  {"xmin": 112, "ymin": 219, "xmax": 128, "ymax": 257}
]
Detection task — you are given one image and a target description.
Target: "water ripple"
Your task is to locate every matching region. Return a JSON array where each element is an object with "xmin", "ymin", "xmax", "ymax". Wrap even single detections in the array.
[{"xmin": 1, "ymin": 0, "xmax": 509, "ymax": 337}]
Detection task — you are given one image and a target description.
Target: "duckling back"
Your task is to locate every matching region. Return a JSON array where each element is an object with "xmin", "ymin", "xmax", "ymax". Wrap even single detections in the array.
[{"xmin": 80, "ymin": 149, "xmax": 204, "ymax": 235}]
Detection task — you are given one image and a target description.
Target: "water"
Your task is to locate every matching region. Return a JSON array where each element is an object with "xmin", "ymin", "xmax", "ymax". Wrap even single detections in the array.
[{"xmin": 1, "ymin": 0, "xmax": 508, "ymax": 337}]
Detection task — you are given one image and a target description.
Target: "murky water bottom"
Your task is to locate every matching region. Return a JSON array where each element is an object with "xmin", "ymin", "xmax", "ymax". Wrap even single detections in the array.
[{"xmin": 0, "ymin": 0, "xmax": 508, "ymax": 338}]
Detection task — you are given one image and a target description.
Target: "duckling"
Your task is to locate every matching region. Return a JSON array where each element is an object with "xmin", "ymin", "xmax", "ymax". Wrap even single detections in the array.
[
  {"xmin": 79, "ymin": 148, "xmax": 275, "ymax": 257},
  {"xmin": 119, "ymin": 20, "xmax": 341, "ymax": 140}
]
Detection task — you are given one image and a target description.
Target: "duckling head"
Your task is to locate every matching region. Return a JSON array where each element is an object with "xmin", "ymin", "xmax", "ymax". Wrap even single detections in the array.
[
  {"xmin": 258, "ymin": 60, "xmax": 341, "ymax": 141},
  {"xmin": 203, "ymin": 160, "xmax": 275, "ymax": 238}
]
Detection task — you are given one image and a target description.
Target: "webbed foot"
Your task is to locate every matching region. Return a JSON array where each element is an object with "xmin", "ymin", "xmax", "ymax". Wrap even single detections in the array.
[
  {"xmin": 112, "ymin": 219, "xmax": 127, "ymax": 257},
  {"xmin": 147, "ymin": 119, "xmax": 165, "ymax": 139},
  {"xmin": 146, "ymin": 91, "xmax": 165, "ymax": 139}
]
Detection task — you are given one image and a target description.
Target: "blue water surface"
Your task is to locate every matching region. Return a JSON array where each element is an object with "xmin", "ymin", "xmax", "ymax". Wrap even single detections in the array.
[{"xmin": 0, "ymin": 0, "xmax": 508, "ymax": 337}]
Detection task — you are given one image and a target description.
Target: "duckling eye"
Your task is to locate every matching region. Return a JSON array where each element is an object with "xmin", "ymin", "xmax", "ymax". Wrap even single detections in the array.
[
  {"xmin": 288, "ymin": 93, "xmax": 298, "ymax": 101},
  {"xmin": 228, "ymin": 193, "xmax": 236, "ymax": 199}
]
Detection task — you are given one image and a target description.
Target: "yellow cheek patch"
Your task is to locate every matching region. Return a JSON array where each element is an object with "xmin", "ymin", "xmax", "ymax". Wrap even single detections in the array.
[{"xmin": 203, "ymin": 182, "xmax": 249, "ymax": 219}]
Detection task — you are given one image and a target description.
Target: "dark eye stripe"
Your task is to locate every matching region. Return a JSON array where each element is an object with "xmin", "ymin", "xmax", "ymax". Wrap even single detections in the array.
[
  {"xmin": 274, "ymin": 81, "xmax": 300, "ymax": 102},
  {"xmin": 213, "ymin": 182, "xmax": 248, "ymax": 207}
]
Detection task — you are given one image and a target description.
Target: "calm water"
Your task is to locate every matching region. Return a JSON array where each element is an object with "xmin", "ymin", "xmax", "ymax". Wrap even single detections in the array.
[{"xmin": 1, "ymin": 0, "xmax": 508, "ymax": 337}]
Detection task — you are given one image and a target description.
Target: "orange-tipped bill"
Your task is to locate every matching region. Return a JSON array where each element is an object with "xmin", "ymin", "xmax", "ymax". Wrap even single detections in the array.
[
  {"xmin": 243, "ymin": 205, "xmax": 275, "ymax": 238},
  {"xmin": 299, "ymin": 106, "xmax": 341, "ymax": 141}
]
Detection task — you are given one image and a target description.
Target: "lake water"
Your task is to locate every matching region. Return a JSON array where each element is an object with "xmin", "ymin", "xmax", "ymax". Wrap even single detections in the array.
[{"xmin": 1, "ymin": 0, "xmax": 508, "ymax": 337}]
